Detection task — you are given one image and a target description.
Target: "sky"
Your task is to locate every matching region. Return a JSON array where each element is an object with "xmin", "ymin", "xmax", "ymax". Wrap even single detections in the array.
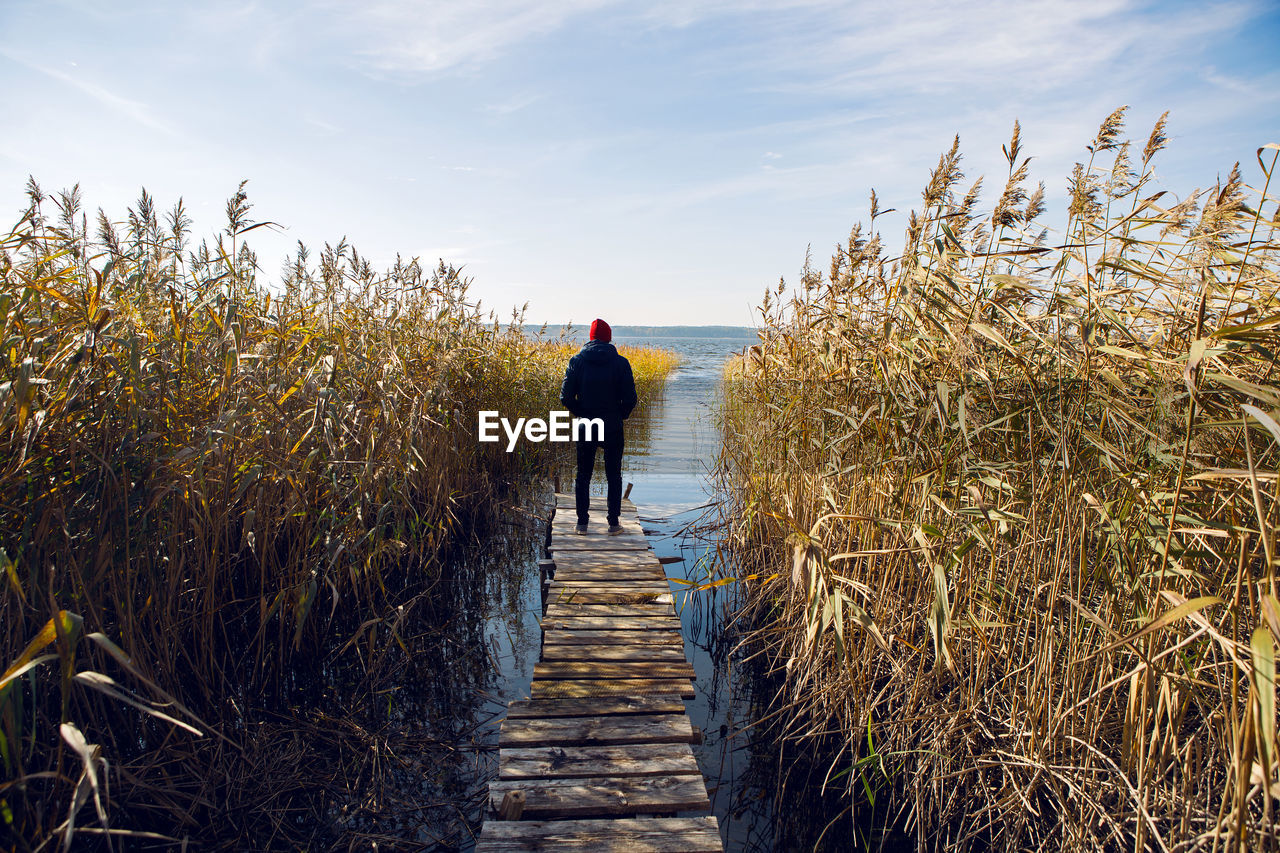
[{"xmin": 1, "ymin": 1, "xmax": 1277, "ymax": 327}]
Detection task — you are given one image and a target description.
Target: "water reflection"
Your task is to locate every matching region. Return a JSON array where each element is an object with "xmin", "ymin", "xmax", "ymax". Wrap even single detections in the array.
[{"xmin": 253, "ymin": 504, "xmax": 548, "ymax": 850}]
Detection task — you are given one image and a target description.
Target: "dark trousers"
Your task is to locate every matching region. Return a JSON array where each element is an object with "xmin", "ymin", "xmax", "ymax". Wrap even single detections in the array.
[{"xmin": 575, "ymin": 420, "xmax": 624, "ymax": 525}]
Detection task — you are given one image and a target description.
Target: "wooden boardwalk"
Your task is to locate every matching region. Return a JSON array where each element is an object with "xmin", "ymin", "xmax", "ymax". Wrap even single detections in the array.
[{"xmin": 476, "ymin": 494, "xmax": 723, "ymax": 852}]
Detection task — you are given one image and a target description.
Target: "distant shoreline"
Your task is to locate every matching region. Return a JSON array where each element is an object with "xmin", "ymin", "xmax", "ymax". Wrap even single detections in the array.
[{"xmin": 523, "ymin": 324, "xmax": 760, "ymax": 340}]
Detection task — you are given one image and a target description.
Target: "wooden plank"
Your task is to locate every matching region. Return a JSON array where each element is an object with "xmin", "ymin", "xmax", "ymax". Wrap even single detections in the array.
[
  {"xmin": 550, "ymin": 564, "xmax": 665, "ymax": 574},
  {"xmin": 549, "ymin": 565, "xmax": 663, "ymax": 579},
  {"xmin": 545, "ymin": 601, "xmax": 675, "ymax": 614},
  {"xmin": 548, "ymin": 590, "xmax": 674, "ymax": 605},
  {"xmin": 535, "ymin": 661, "xmax": 695, "ymax": 681},
  {"xmin": 551, "ymin": 549, "xmax": 661, "ymax": 565},
  {"xmin": 548, "ymin": 591, "xmax": 672, "ymax": 602},
  {"xmin": 531, "ymin": 678, "xmax": 695, "ymax": 699},
  {"xmin": 505, "ymin": 696, "xmax": 686, "ymax": 719},
  {"xmin": 542, "ymin": 630, "xmax": 683, "ymax": 646},
  {"xmin": 476, "ymin": 816, "xmax": 721, "ymax": 852},
  {"xmin": 551, "ymin": 530, "xmax": 648, "ymax": 545},
  {"xmin": 553, "ymin": 492, "xmax": 637, "ymax": 504},
  {"xmin": 554, "ymin": 493, "xmax": 637, "ymax": 511},
  {"xmin": 550, "ymin": 563, "xmax": 664, "ymax": 577},
  {"xmin": 552, "ymin": 519, "xmax": 645, "ymax": 536},
  {"xmin": 549, "ymin": 580, "xmax": 671, "ymax": 591},
  {"xmin": 488, "ymin": 774, "xmax": 710, "ymax": 820},
  {"xmin": 550, "ymin": 525, "xmax": 644, "ymax": 537},
  {"xmin": 541, "ymin": 644, "xmax": 688, "ymax": 663},
  {"xmin": 499, "ymin": 714, "xmax": 696, "ymax": 746},
  {"xmin": 550, "ymin": 539, "xmax": 650, "ymax": 551},
  {"xmin": 550, "ymin": 572, "xmax": 667, "ymax": 583},
  {"xmin": 499, "ymin": 743, "xmax": 701, "ymax": 781},
  {"xmin": 544, "ymin": 603, "xmax": 675, "ymax": 619},
  {"xmin": 551, "ymin": 507, "xmax": 638, "ymax": 520},
  {"xmin": 549, "ymin": 573, "xmax": 668, "ymax": 585},
  {"xmin": 541, "ymin": 616, "xmax": 680, "ymax": 631},
  {"xmin": 552, "ymin": 506, "xmax": 640, "ymax": 520},
  {"xmin": 550, "ymin": 525, "xmax": 650, "ymax": 537}
]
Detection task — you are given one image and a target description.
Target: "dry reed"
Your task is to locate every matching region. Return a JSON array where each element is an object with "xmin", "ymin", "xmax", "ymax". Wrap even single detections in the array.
[
  {"xmin": 0, "ymin": 180, "xmax": 675, "ymax": 849},
  {"xmin": 716, "ymin": 112, "xmax": 1279, "ymax": 851}
]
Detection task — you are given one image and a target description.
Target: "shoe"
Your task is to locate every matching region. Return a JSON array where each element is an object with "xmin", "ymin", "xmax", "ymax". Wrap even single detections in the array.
[
  {"xmin": 574, "ymin": 523, "xmax": 588, "ymax": 535},
  {"xmin": 608, "ymin": 524, "xmax": 623, "ymax": 536}
]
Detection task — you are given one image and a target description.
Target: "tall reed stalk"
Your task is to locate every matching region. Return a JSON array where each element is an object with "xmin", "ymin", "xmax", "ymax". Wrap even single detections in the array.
[
  {"xmin": 717, "ymin": 112, "xmax": 1279, "ymax": 851},
  {"xmin": 0, "ymin": 180, "xmax": 675, "ymax": 848}
]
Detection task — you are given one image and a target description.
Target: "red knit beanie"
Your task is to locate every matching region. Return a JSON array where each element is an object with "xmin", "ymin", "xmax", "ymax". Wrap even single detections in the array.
[{"xmin": 589, "ymin": 318, "xmax": 611, "ymax": 343}]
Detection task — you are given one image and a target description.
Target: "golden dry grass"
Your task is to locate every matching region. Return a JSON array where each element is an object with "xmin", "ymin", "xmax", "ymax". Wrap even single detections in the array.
[
  {"xmin": 0, "ymin": 181, "xmax": 676, "ymax": 848},
  {"xmin": 716, "ymin": 112, "xmax": 1279, "ymax": 851}
]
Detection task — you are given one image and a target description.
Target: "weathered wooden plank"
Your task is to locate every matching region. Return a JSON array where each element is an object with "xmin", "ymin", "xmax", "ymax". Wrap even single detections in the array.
[
  {"xmin": 550, "ymin": 564, "xmax": 665, "ymax": 574},
  {"xmin": 553, "ymin": 491, "xmax": 636, "ymax": 503},
  {"xmin": 541, "ymin": 644, "xmax": 688, "ymax": 663},
  {"xmin": 505, "ymin": 696, "xmax": 686, "ymax": 719},
  {"xmin": 552, "ymin": 512, "xmax": 645, "ymax": 532},
  {"xmin": 552, "ymin": 548, "xmax": 660, "ymax": 560},
  {"xmin": 552, "ymin": 525, "xmax": 645, "ymax": 541},
  {"xmin": 550, "ymin": 567, "xmax": 665, "ymax": 578},
  {"xmin": 550, "ymin": 539, "xmax": 650, "ymax": 551},
  {"xmin": 548, "ymin": 591, "xmax": 674, "ymax": 606},
  {"xmin": 549, "ymin": 574, "xmax": 669, "ymax": 586},
  {"xmin": 542, "ymin": 630, "xmax": 684, "ymax": 646},
  {"xmin": 553, "ymin": 493, "xmax": 637, "ymax": 511},
  {"xmin": 549, "ymin": 580, "xmax": 671, "ymax": 591},
  {"xmin": 488, "ymin": 774, "xmax": 710, "ymax": 820},
  {"xmin": 551, "ymin": 508, "xmax": 639, "ymax": 521},
  {"xmin": 549, "ymin": 582, "xmax": 670, "ymax": 595},
  {"xmin": 499, "ymin": 742, "xmax": 701, "ymax": 781},
  {"xmin": 535, "ymin": 661, "xmax": 695, "ymax": 681},
  {"xmin": 550, "ymin": 566, "xmax": 664, "ymax": 579},
  {"xmin": 552, "ymin": 506, "xmax": 640, "ymax": 520},
  {"xmin": 550, "ymin": 522, "xmax": 650, "ymax": 535},
  {"xmin": 531, "ymin": 678, "xmax": 694, "ymax": 699},
  {"xmin": 547, "ymin": 591, "xmax": 672, "ymax": 603},
  {"xmin": 499, "ymin": 714, "xmax": 696, "ymax": 746},
  {"xmin": 544, "ymin": 603, "xmax": 675, "ymax": 620},
  {"xmin": 550, "ymin": 558, "xmax": 663, "ymax": 572},
  {"xmin": 551, "ymin": 559, "xmax": 663, "ymax": 568},
  {"xmin": 547, "ymin": 563, "xmax": 665, "ymax": 578},
  {"xmin": 545, "ymin": 600, "xmax": 675, "ymax": 613},
  {"xmin": 476, "ymin": 816, "xmax": 721, "ymax": 852},
  {"xmin": 541, "ymin": 616, "xmax": 680, "ymax": 631},
  {"xmin": 551, "ymin": 529, "xmax": 647, "ymax": 544},
  {"xmin": 551, "ymin": 550, "xmax": 662, "ymax": 566}
]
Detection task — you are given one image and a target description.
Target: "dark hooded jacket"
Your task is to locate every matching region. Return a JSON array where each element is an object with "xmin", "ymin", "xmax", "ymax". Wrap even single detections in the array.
[{"xmin": 560, "ymin": 340, "xmax": 637, "ymax": 424}]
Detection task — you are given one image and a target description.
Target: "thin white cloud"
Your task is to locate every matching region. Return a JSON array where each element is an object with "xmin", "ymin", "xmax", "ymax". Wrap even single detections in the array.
[
  {"xmin": 483, "ymin": 92, "xmax": 546, "ymax": 115},
  {"xmin": 0, "ymin": 49, "xmax": 181, "ymax": 137},
  {"xmin": 326, "ymin": 0, "xmax": 616, "ymax": 75},
  {"xmin": 688, "ymin": 0, "xmax": 1256, "ymax": 100},
  {"xmin": 304, "ymin": 116, "xmax": 342, "ymax": 135}
]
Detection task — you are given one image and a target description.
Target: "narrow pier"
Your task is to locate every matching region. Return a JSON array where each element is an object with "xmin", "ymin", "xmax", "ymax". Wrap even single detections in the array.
[{"xmin": 476, "ymin": 493, "xmax": 723, "ymax": 852}]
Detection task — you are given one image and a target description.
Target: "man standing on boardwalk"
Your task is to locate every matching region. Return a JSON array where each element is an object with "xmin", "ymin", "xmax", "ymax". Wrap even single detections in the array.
[{"xmin": 560, "ymin": 318, "xmax": 637, "ymax": 535}]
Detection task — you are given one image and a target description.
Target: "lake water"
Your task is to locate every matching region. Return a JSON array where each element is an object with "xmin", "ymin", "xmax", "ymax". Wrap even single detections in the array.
[{"xmin": 466, "ymin": 331, "xmax": 801, "ymax": 852}]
